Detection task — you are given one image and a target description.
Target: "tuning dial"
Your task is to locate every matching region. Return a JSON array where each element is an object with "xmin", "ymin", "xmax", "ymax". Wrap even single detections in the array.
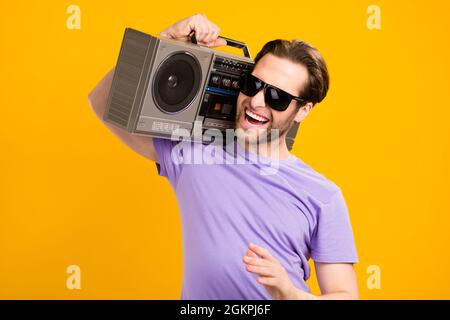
[
  {"xmin": 210, "ymin": 74, "xmax": 221, "ymax": 86},
  {"xmin": 222, "ymin": 78, "xmax": 231, "ymax": 88}
]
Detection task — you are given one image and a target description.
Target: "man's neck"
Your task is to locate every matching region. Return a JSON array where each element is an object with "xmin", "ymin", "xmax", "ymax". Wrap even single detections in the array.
[{"xmin": 238, "ymin": 138, "xmax": 293, "ymax": 161}]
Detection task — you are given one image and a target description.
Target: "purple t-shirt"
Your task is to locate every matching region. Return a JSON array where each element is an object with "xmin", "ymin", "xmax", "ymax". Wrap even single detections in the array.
[{"xmin": 153, "ymin": 137, "xmax": 358, "ymax": 300}]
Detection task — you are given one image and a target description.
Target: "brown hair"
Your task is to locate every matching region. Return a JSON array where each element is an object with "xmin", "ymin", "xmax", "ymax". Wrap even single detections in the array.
[{"xmin": 254, "ymin": 39, "xmax": 330, "ymax": 106}]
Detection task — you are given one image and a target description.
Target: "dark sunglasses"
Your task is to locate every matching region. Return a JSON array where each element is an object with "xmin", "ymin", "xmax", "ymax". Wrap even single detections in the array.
[{"xmin": 239, "ymin": 72, "xmax": 306, "ymax": 111}]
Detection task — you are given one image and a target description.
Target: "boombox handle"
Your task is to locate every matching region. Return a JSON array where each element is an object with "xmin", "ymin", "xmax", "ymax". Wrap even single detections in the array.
[{"xmin": 190, "ymin": 32, "xmax": 251, "ymax": 58}]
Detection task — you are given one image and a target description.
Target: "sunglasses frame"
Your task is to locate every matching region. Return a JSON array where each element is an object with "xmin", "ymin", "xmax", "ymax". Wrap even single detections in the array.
[{"xmin": 239, "ymin": 72, "xmax": 307, "ymax": 111}]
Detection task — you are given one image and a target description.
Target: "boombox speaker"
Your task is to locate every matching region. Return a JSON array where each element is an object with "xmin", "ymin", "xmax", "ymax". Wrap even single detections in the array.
[{"xmin": 103, "ymin": 28, "xmax": 300, "ymax": 150}]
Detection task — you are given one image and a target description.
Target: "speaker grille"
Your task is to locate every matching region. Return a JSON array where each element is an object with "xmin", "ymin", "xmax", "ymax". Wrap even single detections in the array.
[
  {"xmin": 106, "ymin": 29, "xmax": 151, "ymax": 128},
  {"xmin": 153, "ymin": 52, "xmax": 202, "ymax": 113}
]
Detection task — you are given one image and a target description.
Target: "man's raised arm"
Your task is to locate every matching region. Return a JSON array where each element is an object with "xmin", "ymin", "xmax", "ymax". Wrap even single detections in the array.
[{"xmin": 87, "ymin": 67, "xmax": 158, "ymax": 161}]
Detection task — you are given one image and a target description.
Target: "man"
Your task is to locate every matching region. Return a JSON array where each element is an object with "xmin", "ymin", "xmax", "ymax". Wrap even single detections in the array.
[{"xmin": 88, "ymin": 14, "xmax": 359, "ymax": 300}]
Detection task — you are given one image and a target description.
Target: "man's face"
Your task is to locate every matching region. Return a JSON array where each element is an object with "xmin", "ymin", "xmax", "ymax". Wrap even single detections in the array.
[{"xmin": 235, "ymin": 53, "xmax": 310, "ymax": 146}]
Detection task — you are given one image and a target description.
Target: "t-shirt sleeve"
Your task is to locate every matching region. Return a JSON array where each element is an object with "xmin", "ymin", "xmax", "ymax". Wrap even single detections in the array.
[
  {"xmin": 310, "ymin": 190, "xmax": 358, "ymax": 263},
  {"xmin": 152, "ymin": 137, "xmax": 183, "ymax": 187}
]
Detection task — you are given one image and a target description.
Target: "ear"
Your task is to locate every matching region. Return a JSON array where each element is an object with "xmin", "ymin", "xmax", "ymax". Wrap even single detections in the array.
[{"xmin": 293, "ymin": 102, "xmax": 313, "ymax": 123}]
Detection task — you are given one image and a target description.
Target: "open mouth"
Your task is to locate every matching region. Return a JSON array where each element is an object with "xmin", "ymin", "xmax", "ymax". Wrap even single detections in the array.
[{"xmin": 244, "ymin": 107, "xmax": 270, "ymax": 126}]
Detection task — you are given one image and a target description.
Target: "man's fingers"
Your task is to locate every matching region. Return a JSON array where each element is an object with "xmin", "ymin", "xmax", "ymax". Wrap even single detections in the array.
[
  {"xmin": 170, "ymin": 16, "xmax": 197, "ymax": 39},
  {"xmin": 249, "ymin": 243, "xmax": 277, "ymax": 262},
  {"xmin": 246, "ymin": 248, "xmax": 259, "ymax": 258},
  {"xmin": 245, "ymin": 264, "xmax": 274, "ymax": 277},
  {"xmin": 160, "ymin": 14, "xmax": 225, "ymax": 48},
  {"xmin": 206, "ymin": 30, "xmax": 227, "ymax": 48},
  {"xmin": 193, "ymin": 22, "xmax": 207, "ymax": 42},
  {"xmin": 257, "ymin": 277, "xmax": 277, "ymax": 287},
  {"xmin": 206, "ymin": 22, "xmax": 221, "ymax": 43},
  {"xmin": 198, "ymin": 14, "xmax": 213, "ymax": 42},
  {"xmin": 193, "ymin": 15, "xmax": 209, "ymax": 43},
  {"xmin": 201, "ymin": 22, "xmax": 214, "ymax": 44},
  {"xmin": 190, "ymin": 14, "xmax": 223, "ymax": 46},
  {"xmin": 208, "ymin": 37, "xmax": 227, "ymax": 47},
  {"xmin": 205, "ymin": 21, "xmax": 223, "ymax": 46},
  {"xmin": 242, "ymin": 255, "xmax": 271, "ymax": 267},
  {"xmin": 184, "ymin": 15, "xmax": 204, "ymax": 41},
  {"xmin": 209, "ymin": 29, "xmax": 219, "ymax": 43}
]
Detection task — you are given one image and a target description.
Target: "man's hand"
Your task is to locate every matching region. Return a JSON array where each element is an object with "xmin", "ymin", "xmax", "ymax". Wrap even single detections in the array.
[
  {"xmin": 243, "ymin": 243, "xmax": 300, "ymax": 300},
  {"xmin": 243, "ymin": 243, "xmax": 359, "ymax": 300},
  {"xmin": 160, "ymin": 13, "xmax": 227, "ymax": 48}
]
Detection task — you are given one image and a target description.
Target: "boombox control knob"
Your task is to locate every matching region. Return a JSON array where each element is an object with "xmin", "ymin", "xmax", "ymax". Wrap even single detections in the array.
[
  {"xmin": 231, "ymin": 80, "xmax": 240, "ymax": 89},
  {"xmin": 222, "ymin": 78, "xmax": 231, "ymax": 88},
  {"xmin": 210, "ymin": 75, "xmax": 221, "ymax": 86}
]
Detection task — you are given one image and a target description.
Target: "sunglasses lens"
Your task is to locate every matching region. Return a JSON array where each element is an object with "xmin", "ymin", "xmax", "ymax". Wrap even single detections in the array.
[
  {"xmin": 240, "ymin": 73, "xmax": 261, "ymax": 96},
  {"xmin": 265, "ymin": 87, "xmax": 291, "ymax": 111},
  {"xmin": 239, "ymin": 73, "xmax": 293, "ymax": 111}
]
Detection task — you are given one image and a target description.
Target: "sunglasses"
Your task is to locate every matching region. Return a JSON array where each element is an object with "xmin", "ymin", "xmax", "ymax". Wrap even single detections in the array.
[{"xmin": 239, "ymin": 72, "xmax": 306, "ymax": 111}]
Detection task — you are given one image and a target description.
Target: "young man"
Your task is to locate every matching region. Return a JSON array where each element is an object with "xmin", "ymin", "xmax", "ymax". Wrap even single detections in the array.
[{"xmin": 88, "ymin": 14, "xmax": 359, "ymax": 300}]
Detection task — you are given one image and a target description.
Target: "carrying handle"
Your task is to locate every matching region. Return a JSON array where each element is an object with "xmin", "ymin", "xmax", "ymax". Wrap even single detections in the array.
[{"xmin": 189, "ymin": 32, "xmax": 251, "ymax": 58}]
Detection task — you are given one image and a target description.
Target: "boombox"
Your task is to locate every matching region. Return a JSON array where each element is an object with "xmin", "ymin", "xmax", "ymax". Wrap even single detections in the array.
[{"xmin": 103, "ymin": 28, "xmax": 300, "ymax": 150}]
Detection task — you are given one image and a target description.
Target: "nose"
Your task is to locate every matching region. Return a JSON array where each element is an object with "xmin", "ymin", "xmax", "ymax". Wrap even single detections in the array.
[{"xmin": 249, "ymin": 89, "xmax": 266, "ymax": 109}]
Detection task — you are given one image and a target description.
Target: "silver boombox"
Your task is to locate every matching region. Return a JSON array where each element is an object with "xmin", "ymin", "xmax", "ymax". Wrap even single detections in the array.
[{"xmin": 103, "ymin": 28, "xmax": 299, "ymax": 149}]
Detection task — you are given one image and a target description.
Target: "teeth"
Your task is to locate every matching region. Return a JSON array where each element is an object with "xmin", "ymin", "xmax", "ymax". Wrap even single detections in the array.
[{"xmin": 245, "ymin": 109, "xmax": 269, "ymax": 122}]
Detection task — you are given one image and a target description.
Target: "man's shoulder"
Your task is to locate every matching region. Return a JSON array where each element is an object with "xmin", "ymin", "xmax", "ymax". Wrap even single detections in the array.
[{"xmin": 285, "ymin": 156, "xmax": 342, "ymax": 205}]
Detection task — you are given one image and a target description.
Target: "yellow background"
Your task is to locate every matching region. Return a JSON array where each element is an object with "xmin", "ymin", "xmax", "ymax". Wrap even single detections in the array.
[{"xmin": 1, "ymin": 0, "xmax": 449, "ymax": 299}]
